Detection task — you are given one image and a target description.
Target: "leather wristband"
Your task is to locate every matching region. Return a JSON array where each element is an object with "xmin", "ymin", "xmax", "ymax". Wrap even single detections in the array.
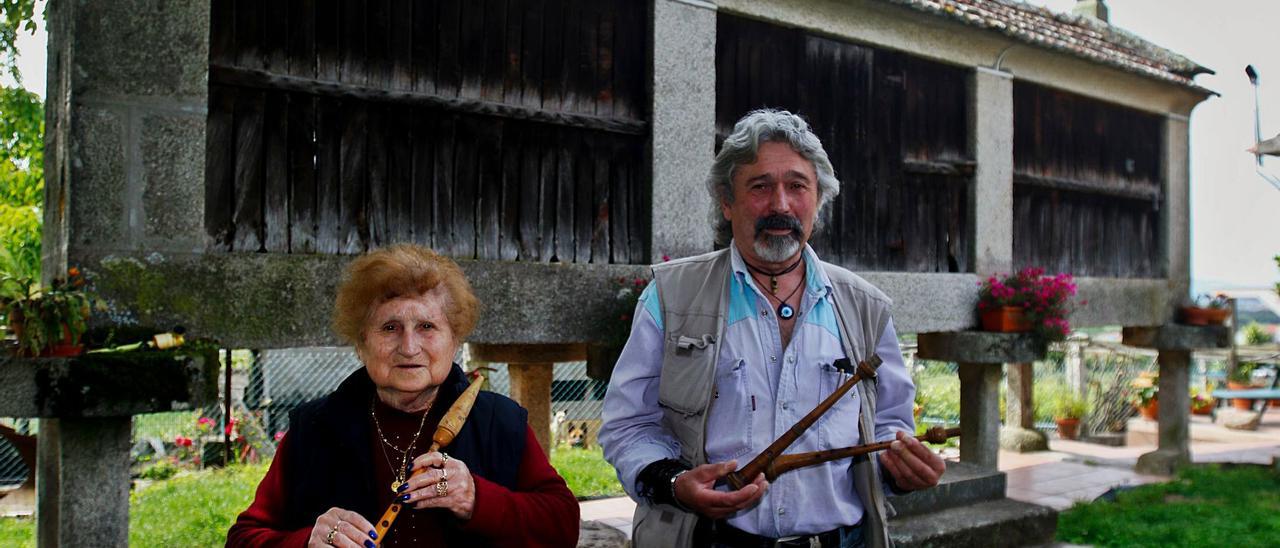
[{"xmin": 638, "ymin": 459, "xmax": 691, "ymax": 508}]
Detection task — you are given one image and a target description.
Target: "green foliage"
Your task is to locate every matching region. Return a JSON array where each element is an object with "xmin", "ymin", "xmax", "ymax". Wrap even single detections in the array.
[
  {"xmin": 0, "ymin": 267, "xmax": 92, "ymax": 355},
  {"xmin": 0, "ymin": 85, "xmax": 43, "ymax": 281},
  {"xmin": 1229, "ymin": 362, "xmax": 1259, "ymax": 385},
  {"xmin": 1051, "ymin": 392, "xmax": 1088, "ymax": 420},
  {"xmin": 1, "ymin": 0, "xmax": 39, "ymax": 82},
  {"xmin": 1057, "ymin": 465, "xmax": 1280, "ymax": 546},
  {"xmin": 0, "ymin": 463, "xmax": 268, "ymax": 547},
  {"xmin": 549, "ymin": 445, "xmax": 625, "ymax": 499},
  {"xmin": 1242, "ymin": 321, "xmax": 1272, "ymax": 346},
  {"xmin": 138, "ymin": 460, "xmax": 179, "ymax": 481},
  {"xmin": 128, "ymin": 464, "xmax": 268, "ymax": 547}
]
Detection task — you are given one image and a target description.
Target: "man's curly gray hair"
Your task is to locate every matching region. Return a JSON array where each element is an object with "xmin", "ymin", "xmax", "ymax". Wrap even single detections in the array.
[{"xmin": 706, "ymin": 109, "xmax": 841, "ymax": 247}]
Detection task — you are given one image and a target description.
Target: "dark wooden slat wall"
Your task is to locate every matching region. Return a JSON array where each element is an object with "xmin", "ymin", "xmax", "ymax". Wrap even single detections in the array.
[
  {"xmin": 206, "ymin": 0, "xmax": 648, "ymax": 263},
  {"xmin": 1013, "ymin": 82, "xmax": 1165, "ymax": 278},
  {"xmin": 716, "ymin": 14, "xmax": 972, "ymax": 273}
]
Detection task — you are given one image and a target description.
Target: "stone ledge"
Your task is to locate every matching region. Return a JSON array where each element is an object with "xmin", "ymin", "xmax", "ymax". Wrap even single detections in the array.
[
  {"xmin": 917, "ymin": 331, "xmax": 1048, "ymax": 364},
  {"xmin": 889, "ymin": 461, "xmax": 1006, "ymax": 518},
  {"xmin": 0, "ymin": 350, "xmax": 218, "ymax": 418},
  {"xmin": 889, "ymin": 498, "xmax": 1057, "ymax": 548},
  {"xmin": 1121, "ymin": 324, "xmax": 1230, "ymax": 350}
]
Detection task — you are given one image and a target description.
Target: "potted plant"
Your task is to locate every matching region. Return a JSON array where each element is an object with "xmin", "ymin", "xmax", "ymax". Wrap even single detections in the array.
[
  {"xmin": 1190, "ymin": 384, "xmax": 1215, "ymax": 415},
  {"xmin": 976, "ymin": 267, "xmax": 1080, "ymax": 342},
  {"xmin": 1052, "ymin": 392, "xmax": 1088, "ymax": 440},
  {"xmin": 1129, "ymin": 373, "xmax": 1159, "ymax": 421},
  {"xmin": 0, "ymin": 268, "xmax": 95, "ymax": 357},
  {"xmin": 1178, "ymin": 293, "xmax": 1230, "ymax": 326},
  {"xmin": 1226, "ymin": 363, "xmax": 1261, "ymax": 410}
]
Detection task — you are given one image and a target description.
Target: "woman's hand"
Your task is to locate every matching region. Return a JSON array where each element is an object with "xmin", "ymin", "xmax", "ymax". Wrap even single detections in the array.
[
  {"xmin": 308, "ymin": 507, "xmax": 378, "ymax": 547},
  {"xmin": 402, "ymin": 451, "xmax": 476, "ymax": 520}
]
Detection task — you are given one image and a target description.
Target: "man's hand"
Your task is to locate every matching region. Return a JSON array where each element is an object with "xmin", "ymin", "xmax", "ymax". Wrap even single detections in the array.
[
  {"xmin": 673, "ymin": 460, "xmax": 768, "ymax": 519},
  {"xmin": 878, "ymin": 431, "xmax": 946, "ymax": 491}
]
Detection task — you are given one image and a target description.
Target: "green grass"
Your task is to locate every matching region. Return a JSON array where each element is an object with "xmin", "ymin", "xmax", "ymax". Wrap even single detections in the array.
[
  {"xmin": 1057, "ymin": 465, "xmax": 1280, "ymax": 547},
  {"xmin": 550, "ymin": 446, "xmax": 625, "ymax": 499},
  {"xmin": 128, "ymin": 463, "xmax": 268, "ymax": 547},
  {"xmin": 0, "ymin": 463, "xmax": 268, "ymax": 547}
]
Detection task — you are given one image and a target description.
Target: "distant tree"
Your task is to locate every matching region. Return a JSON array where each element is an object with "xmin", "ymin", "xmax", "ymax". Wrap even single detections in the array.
[
  {"xmin": 1, "ymin": 0, "xmax": 40, "ymax": 82},
  {"xmin": 0, "ymin": 84, "xmax": 42, "ymax": 280}
]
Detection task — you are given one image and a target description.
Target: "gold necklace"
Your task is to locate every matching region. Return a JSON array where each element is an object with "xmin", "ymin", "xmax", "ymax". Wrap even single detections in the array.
[{"xmin": 370, "ymin": 397, "xmax": 434, "ymax": 493}]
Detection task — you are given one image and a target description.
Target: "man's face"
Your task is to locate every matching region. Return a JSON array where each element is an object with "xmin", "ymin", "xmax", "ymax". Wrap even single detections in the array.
[{"xmin": 721, "ymin": 141, "xmax": 819, "ymax": 265}]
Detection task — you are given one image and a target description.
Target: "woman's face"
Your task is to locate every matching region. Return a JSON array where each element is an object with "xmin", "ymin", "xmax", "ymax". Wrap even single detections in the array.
[{"xmin": 357, "ymin": 286, "xmax": 459, "ymax": 402}]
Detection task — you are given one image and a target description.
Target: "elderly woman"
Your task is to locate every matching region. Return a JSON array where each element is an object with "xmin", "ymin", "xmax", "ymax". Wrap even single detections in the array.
[{"xmin": 228, "ymin": 245, "xmax": 580, "ymax": 547}]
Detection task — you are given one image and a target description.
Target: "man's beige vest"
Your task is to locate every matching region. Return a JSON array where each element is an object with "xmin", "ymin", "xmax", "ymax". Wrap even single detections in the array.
[{"xmin": 630, "ymin": 249, "xmax": 896, "ymax": 548}]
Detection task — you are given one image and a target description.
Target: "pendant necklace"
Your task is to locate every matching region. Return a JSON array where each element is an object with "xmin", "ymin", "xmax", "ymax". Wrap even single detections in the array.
[
  {"xmin": 743, "ymin": 256, "xmax": 803, "ymax": 295},
  {"xmin": 763, "ymin": 276, "xmax": 804, "ymax": 320},
  {"xmin": 371, "ymin": 397, "xmax": 434, "ymax": 493}
]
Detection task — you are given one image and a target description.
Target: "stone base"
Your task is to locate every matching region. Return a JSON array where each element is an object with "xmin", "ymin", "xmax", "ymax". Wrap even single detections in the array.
[
  {"xmin": 1083, "ymin": 432, "xmax": 1126, "ymax": 447},
  {"xmin": 890, "ymin": 462, "xmax": 1005, "ymax": 517},
  {"xmin": 1219, "ymin": 409, "xmax": 1261, "ymax": 431},
  {"xmin": 1000, "ymin": 427, "xmax": 1049, "ymax": 453},
  {"xmin": 577, "ymin": 520, "xmax": 627, "ymax": 548},
  {"xmin": 1135, "ymin": 448, "xmax": 1188, "ymax": 476},
  {"xmin": 890, "ymin": 498, "xmax": 1057, "ymax": 548}
]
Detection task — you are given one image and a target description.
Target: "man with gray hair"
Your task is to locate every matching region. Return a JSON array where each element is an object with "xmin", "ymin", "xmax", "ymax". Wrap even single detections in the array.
[{"xmin": 600, "ymin": 109, "xmax": 943, "ymax": 547}]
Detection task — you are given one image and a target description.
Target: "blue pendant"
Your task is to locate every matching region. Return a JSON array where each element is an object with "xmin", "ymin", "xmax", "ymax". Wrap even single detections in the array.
[{"xmin": 778, "ymin": 303, "xmax": 795, "ymax": 320}]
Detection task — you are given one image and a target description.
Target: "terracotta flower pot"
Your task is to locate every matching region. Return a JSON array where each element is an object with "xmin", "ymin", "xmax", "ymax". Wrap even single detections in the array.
[
  {"xmin": 1190, "ymin": 398, "xmax": 1215, "ymax": 415},
  {"xmin": 1137, "ymin": 399, "xmax": 1159, "ymax": 421},
  {"xmin": 980, "ymin": 306, "xmax": 1033, "ymax": 333},
  {"xmin": 1179, "ymin": 306, "xmax": 1229, "ymax": 326},
  {"xmin": 1055, "ymin": 417, "xmax": 1081, "ymax": 440},
  {"xmin": 1228, "ymin": 381, "xmax": 1260, "ymax": 410}
]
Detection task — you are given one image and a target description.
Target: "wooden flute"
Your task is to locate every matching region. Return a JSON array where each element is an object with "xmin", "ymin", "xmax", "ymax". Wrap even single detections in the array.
[
  {"xmin": 763, "ymin": 426, "xmax": 960, "ymax": 481},
  {"xmin": 372, "ymin": 371, "xmax": 486, "ymax": 546},
  {"xmin": 725, "ymin": 354, "xmax": 882, "ymax": 490}
]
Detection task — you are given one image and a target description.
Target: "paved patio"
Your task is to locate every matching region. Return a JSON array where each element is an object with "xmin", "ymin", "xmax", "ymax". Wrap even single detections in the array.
[{"xmin": 581, "ymin": 409, "xmax": 1280, "ymax": 539}]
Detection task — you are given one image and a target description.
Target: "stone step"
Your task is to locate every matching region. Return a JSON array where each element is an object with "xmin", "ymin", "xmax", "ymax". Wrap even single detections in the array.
[
  {"xmin": 889, "ymin": 498, "xmax": 1058, "ymax": 548},
  {"xmin": 888, "ymin": 461, "xmax": 1005, "ymax": 517}
]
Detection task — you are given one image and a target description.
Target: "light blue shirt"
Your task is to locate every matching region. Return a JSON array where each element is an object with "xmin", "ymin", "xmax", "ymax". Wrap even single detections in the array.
[{"xmin": 599, "ymin": 243, "xmax": 916, "ymax": 537}]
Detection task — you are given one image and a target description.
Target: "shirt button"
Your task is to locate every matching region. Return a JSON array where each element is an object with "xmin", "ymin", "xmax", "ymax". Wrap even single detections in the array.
[
  {"xmin": 770, "ymin": 355, "xmax": 777, "ymax": 362},
  {"xmin": 781, "ymin": 402, "xmax": 790, "ymax": 410},
  {"xmin": 778, "ymin": 507, "xmax": 786, "ymax": 515},
  {"xmin": 761, "ymin": 310, "xmax": 768, "ymax": 317}
]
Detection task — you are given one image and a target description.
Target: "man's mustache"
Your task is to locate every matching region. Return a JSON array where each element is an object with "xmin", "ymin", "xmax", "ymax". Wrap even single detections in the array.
[{"xmin": 754, "ymin": 214, "xmax": 802, "ymax": 237}]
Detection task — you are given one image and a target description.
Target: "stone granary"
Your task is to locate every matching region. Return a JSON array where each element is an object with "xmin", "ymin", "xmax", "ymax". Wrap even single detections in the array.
[{"xmin": 40, "ymin": 0, "xmax": 1216, "ymax": 545}]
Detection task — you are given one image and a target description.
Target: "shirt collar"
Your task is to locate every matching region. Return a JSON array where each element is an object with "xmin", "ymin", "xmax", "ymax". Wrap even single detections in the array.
[{"xmin": 728, "ymin": 241, "xmax": 833, "ymax": 299}]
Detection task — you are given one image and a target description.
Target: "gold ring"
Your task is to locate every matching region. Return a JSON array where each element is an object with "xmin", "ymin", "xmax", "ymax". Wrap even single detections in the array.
[
  {"xmin": 326, "ymin": 524, "xmax": 339, "ymax": 545},
  {"xmin": 435, "ymin": 480, "xmax": 448, "ymax": 497}
]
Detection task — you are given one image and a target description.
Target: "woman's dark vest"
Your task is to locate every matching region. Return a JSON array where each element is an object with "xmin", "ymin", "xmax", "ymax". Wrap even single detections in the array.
[{"xmin": 281, "ymin": 364, "xmax": 527, "ymax": 543}]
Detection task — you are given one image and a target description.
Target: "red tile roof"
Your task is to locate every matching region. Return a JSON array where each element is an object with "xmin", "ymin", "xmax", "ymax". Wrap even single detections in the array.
[{"xmin": 882, "ymin": 0, "xmax": 1212, "ymax": 90}]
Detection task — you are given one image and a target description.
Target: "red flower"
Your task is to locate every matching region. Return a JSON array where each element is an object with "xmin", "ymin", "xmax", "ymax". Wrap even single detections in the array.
[{"xmin": 274, "ymin": 431, "xmax": 286, "ymax": 442}]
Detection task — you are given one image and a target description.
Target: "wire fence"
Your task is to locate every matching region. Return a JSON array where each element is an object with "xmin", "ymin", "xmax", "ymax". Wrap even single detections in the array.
[{"xmin": 0, "ymin": 334, "xmax": 1275, "ymax": 515}]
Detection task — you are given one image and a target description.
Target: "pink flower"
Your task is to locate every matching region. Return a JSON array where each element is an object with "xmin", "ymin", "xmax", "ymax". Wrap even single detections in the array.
[
  {"xmin": 197, "ymin": 417, "xmax": 214, "ymax": 427},
  {"xmin": 174, "ymin": 435, "xmax": 192, "ymax": 447},
  {"xmin": 662, "ymin": 255, "xmax": 671, "ymax": 262},
  {"xmin": 274, "ymin": 431, "xmax": 285, "ymax": 442}
]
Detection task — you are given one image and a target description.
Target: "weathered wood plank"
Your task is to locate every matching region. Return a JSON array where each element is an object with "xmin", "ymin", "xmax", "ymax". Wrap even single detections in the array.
[
  {"xmin": 204, "ymin": 85, "xmax": 236, "ymax": 249},
  {"xmin": 476, "ymin": 119, "xmax": 503, "ymax": 260},
  {"xmin": 554, "ymin": 132, "xmax": 576, "ymax": 262},
  {"xmin": 411, "ymin": 0, "xmax": 437, "ymax": 95},
  {"xmin": 590, "ymin": 148, "xmax": 610, "ymax": 263},
  {"xmin": 433, "ymin": 115, "xmax": 458, "ymax": 255},
  {"xmin": 286, "ymin": 0, "xmax": 316, "ymax": 78},
  {"xmin": 314, "ymin": 0, "xmax": 340, "ymax": 82},
  {"xmin": 264, "ymin": 0, "xmax": 289, "ymax": 73},
  {"xmin": 519, "ymin": 0, "xmax": 545, "ymax": 110},
  {"xmin": 386, "ymin": 105, "xmax": 414, "ymax": 245},
  {"xmin": 538, "ymin": 130, "xmax": 558, "ymax": 262},
  {"xmin": 410, "ymin": 108, "xmax": 436, "ymax": 247},
  {"xmin": 499, "ymin": 126, "xmax": 522, "ymax": 261},
  {"xmin": 210, "ymin": 0, "xmax": 235, "ymax": 66},
  {"xmin": 518, "ymin": 125, "xmax": 542, "ymax": 260},
  {"xmin": 234, "ymin": 0, "xmax": 264, "ymax": 70},
  {"xmin": 263, "ymin": 91, "xmax": 290, "ymax": 252},
  {"xmin": 573, "ymin": 137, "xmax": 593, "ymax": 262},
  {"xmin": 366, "ymin": 105, "xmax": 388, "ymax": 248},
  {"xmin": 287, "ymin": 93, "xmax": 317, "ymax": 253},
  {"xmin": 339, "ymin": 0, "xmax": 367, "ymax": 85},
  {"xmin": 209, "ymin": 65, "xmax": 647, "ymax": 135},
  {"xmin": 540, "ymin": 0, "xmax": 566, "ymax": 113},
  {"xmin": 232, "ymin": 90, "xmax": 266, "ymax": 252},
  {"xmin": 338, "ymin": 102, "xmax": 367, "ymax": 254},
  {"xmin": 389, "ymin": 0, "xmax": 413, "ymax": 91},
  {"xmin": 313, "ymin": 97, "xmax": 341, "ymax": 254},
  {"xmin": 452, "ymin": 117, "xmax": 479, "ymax": 259},
  {"xmin": 480, "ymin": 0, "xmax": 509, "ymax": 103}
]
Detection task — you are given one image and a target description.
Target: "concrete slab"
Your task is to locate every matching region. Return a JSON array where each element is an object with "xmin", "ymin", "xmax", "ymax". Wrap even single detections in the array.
[
  {"xmin": 917, "ymin": 331, "xmax": 1048, "ymax": 364},
  {"xmin": 1121, "ymin": 324, "xmax": 1230, "ymax": 350}
]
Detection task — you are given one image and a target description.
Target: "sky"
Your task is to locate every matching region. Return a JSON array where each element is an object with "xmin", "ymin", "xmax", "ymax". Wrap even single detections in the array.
[{"xmin": 3, "ymin": 0, "xmax": 1277, "ymax": 292}]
